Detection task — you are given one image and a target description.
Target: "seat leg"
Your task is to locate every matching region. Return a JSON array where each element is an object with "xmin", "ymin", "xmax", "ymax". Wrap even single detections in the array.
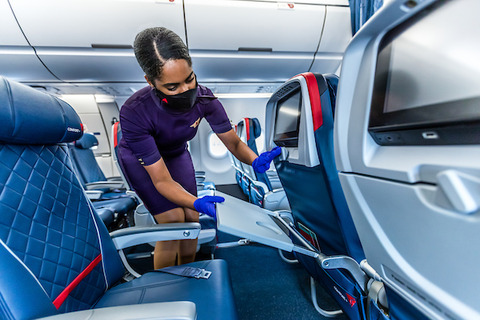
[
  {"xmin": 277, "ymin": 249, "xmax": 298, "ymax": 264},
  {"xmin": 310, "ymin": 277, "xmax": 343, "ymax": 318}
]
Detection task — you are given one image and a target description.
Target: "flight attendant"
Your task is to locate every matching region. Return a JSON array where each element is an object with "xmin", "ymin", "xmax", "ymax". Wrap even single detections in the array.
[{"xmin": 118, "ymin": 27, "xmax": 281, "ymax": 269}]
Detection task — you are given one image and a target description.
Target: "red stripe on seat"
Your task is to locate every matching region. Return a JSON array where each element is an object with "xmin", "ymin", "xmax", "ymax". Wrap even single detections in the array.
[
  {"xmin": 53, "ymin": 254, "xmax": 102, "ymax": 309},
  {"xmin": 244, "ymin": 118, "xmax": 250, "ymax": 141},
  {"xmin": 298, "ymin": 73, "xmax": 323, "ymax": 131},
  {"xmin": 113, "ymin": 122, "xmax": 119, "ymax": 147}
]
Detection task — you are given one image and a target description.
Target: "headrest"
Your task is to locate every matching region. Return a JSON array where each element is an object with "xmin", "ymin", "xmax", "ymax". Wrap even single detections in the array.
[
  {"xmin": 74, "ymin": 133, "xmax": 98, "ymax": 149},
  {"xmin": 251, "ymin": 118, "xmax": 262, "ymax": 139},
  {"xmin": 237, "ymin": 118, "xmax": 262, "ymax": 141},
  {"xmin": 0, "ymin": 77, "xmax": 83, "ymax": 145}
]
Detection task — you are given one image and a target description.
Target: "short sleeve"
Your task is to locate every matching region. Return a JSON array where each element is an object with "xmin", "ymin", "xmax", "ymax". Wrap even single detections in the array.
[
  {"xmin": 120, "ymin": 105, "xmax": 161, "ymax": 166},
  {"xmin": 203, "ymin": 98, "xmax": 233, "ymax": 134}
]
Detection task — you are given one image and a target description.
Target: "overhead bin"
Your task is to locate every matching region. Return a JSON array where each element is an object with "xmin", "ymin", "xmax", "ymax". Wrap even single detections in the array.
[
  {"xmin": 310, "ymin": 5, "xmax": 351, "ymax": 73},
  {"xmin": 0, "ymin": 0, "xmax": 57, "ymax": 82},
  {"xmin": 6, "ymin": 0, "xmax": 351, "ymax": 83},
  {"xmin": 185, "ymin": 0, "xmax": 327, "ymax": 82},
  {"xmin": 8, "ymin": 0, "xmax": 186, "ymax": 82},
  {"xmin": 185, "ymin": 0, "xmax": 350, "ymax": 82}
]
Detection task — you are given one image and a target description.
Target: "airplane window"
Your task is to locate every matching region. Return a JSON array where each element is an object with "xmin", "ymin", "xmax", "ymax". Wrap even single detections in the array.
[{"xmin": 208, "ymin": 131, "xmax": 228, "ymax": 159}]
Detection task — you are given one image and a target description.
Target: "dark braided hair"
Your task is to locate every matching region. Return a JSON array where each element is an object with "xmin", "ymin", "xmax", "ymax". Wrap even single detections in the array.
[{"xmin": 133, "ymin": 27, "xmax": 192, "ymax": 82}]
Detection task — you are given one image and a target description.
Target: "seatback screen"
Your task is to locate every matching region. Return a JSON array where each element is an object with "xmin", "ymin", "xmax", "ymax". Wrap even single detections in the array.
[
  {"xmin": 274, "ymin": 89, "xmax": 302, "ymax": 147},
  {"xmin": 369, "ymin": 0, "xmax": 480, "ymax": 145}
]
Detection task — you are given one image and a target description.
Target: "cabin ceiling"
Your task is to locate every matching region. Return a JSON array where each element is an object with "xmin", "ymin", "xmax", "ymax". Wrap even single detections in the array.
[
  {"xmin": 1, "ymin": 0, "xmax": 351, "ymax": 95},
  {"xmin": 23, "ymin": 81, "xmax": 283, "ymax": 97}
]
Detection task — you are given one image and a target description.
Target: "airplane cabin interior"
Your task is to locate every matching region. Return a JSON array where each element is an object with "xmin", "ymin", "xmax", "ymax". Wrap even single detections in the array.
[{"xmin": 0, "ymin": 0, "xmax": 478, "ymax": 319}]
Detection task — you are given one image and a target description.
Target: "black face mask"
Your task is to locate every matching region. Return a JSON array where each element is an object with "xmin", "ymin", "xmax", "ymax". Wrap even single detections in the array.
[{"xmin": 155, "ymin": 84, "xmax": 198, "ymax": 113}]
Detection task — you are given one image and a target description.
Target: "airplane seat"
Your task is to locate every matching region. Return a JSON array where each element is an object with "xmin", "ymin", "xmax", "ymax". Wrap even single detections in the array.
[
  {"xmin": 334, "ymin": 1, "xmax": 480, "ymax": 319},
  {"xmin": 111, "ymin": 121, "xmax": 217, "ymax": 253},
  {"xmin": 0, "ymin": 77, "xmax": 237, "ymax": 320},
  {"xmin": 240, "ymin": 117, "xmax": 272, "ymax": 190},
  {"xmin": 68, "ymin": 133, "xmax": 125, "ymax": 194},
  {"xmin": 231, "ymin": 121, "xmax": 251, "ymax": 197},
  {"xmin": 266, "ymin": 72, "xmax": 369, "ymax": 319},
  {"xmin": 67, "ymin": 132, "xmax": 137, "ymax": 229},
  {"xmin": 237, "ymin": 118, "xmax": 290, "ymax": 211},
  {"xmin": 228, "ymin": 124, "xmax": 245, "ymax": 187}
]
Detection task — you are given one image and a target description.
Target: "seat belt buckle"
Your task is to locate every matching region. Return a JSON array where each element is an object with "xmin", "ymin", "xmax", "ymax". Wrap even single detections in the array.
[{"xmin": 195, "ymin": 269, "xmax": 212, "ymax": 279}]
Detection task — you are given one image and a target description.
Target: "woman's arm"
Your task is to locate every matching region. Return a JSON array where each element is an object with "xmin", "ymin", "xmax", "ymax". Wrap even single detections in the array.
[
  {"xmin": 217, "ymin": 129, "xmax": 257, "ymax": 165},
  {"xmin": 143, "ymin": 158, "xmax": 197, "ymax": 209}
]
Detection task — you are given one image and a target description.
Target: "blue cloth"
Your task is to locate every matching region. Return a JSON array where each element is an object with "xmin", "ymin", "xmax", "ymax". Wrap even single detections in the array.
[
  {"xmin": 252, "ymin": 147, "xmax": 281, "ymax": 173},
  {"xmin": 194, "ymin": 196, "xmax": 225, "ymax": 220}
]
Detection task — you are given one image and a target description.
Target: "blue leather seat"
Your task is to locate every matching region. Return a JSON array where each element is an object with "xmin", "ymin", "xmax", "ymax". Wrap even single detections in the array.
[
  {"xmin": 68, "ymin": 132, "xmax": 137, "ymax": 228},
  {"xmin": 69, "ymin": 132, "xmax": 126, "ymax": 196},
  {"xmin": 0, "ymin": 77, "xmax": 237, "ymax": 320},
  {"xmin": 267, "ymin": 73, "xmax": 367, "ymax": 319}
]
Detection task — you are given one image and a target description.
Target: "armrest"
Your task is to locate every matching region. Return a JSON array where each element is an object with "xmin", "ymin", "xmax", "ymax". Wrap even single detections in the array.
[
  {"xmin": 250, "ymin": 180, "xmax": 269, "ymax": 194},
  {"xmin": 85, "ymin": 181, "xmax": 125, "ymax": 190},
  {"xmin": 37, "ymin": 301, "xmax": 196, "ymax": 320},
  {"xmin": 106, "ymin": 176, "xmax": 123, "ymax": 182},
  {"xmin": 198, "ymin": 189, "xmax": 215, "ymax": 197},
  {"xmin": 264, "ymin": 189, "xmax": 290, "ymax": 211},
  {"xmin": 85, "ymin": 190, "xmax": 103, "ymax": 200},
  {"xmin": 110, "ymin": 223, "xmax": 201, "ymax": 250}
]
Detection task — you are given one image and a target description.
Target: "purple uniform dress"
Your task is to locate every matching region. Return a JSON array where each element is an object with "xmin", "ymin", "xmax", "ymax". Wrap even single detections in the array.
[{"xmin": 118, "ymin": 84, "xmax": 232, "ymax": 215}]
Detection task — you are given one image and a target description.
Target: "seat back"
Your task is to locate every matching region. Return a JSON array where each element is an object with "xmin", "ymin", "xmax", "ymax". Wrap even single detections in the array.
[
  {"xmin": 267, "ymin": 73, "xmax": 364, "ymax": 260},
  {"xmin": 231, "ymin": 121, "xmax": 251, "ymax": 197},
  {"xmin": 335, "ymin": 1, "xmax": 480, "ymax": 319},
  {"xmin": 0, "ymin": 78, "xmax": 124, "ymax": 319},
  {"xmin": 111, "ymin": 121, "xmax": 135, "ymax": 191},
  {"xmin": 228, "ymin": 124, "xmax": 244, "ymax": 187},
  {"xmin": 237, "ymin": 118, "xmax": 272, "ymax": 190},
  {"xmin": 68, "ymin": 133, "xmax": 107, "ymax": 186},
  {"xmin": 265, "ymin": 72, "xmax": 366, "ymax": 319}
]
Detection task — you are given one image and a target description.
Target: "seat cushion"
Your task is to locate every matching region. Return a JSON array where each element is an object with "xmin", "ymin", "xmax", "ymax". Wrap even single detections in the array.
[
  {"xmin": 95, "ymin": 259, "xmax": 237, "ymax": 320},
  {"xmin": 92, "ymin": 197, "xmax": 136, "ymax": 214}
]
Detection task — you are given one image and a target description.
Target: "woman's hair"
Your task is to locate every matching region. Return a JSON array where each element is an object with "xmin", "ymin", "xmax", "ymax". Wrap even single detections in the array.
[{"xmin": 133, "ymin": 27, "xmax": 192, "ymax": 82}]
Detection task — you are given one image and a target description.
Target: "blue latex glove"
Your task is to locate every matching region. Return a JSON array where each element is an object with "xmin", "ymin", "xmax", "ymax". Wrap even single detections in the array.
[
  {"xmin": 251, "ymin": 146, "xmax": 282, "ymax": 173},
  {"xmin": 193, "ymin": 195, "xmax": 225, "ymax": 220}
]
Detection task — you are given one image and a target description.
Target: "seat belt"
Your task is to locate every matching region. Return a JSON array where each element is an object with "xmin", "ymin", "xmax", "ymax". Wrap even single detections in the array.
[{"xmin": 154, "ymin": 266, "xmax": 212, "ymax": 279}]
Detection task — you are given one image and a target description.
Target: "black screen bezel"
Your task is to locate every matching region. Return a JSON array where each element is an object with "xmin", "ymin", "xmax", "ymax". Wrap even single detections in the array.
[
  {"xmin": 368, "ymin": 1, "xmax": 480, "ymax": 146},
  {"xmin": 273, "ymin": 88, "xmax": 302, "ymax": 147}
]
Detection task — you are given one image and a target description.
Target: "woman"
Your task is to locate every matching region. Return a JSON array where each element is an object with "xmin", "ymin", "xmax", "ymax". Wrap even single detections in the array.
[{"xmin": 118, "ymin": 27, "xmax": 281, "ymax": 269}]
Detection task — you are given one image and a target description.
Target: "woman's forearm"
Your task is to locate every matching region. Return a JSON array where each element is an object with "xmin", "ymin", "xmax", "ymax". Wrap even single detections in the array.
[
  {"xmin": 230, "ymin": 140, "xmax": 257, "ymax": 165},
  {"xmin": 154, "ymin": 179, "xmax": 197, "ymax": 210}
]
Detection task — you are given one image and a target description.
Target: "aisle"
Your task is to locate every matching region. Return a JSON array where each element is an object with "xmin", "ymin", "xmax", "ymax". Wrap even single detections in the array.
[{"xmin": 214, "ymin": 184, "xmax": 346, "ymax": 320}]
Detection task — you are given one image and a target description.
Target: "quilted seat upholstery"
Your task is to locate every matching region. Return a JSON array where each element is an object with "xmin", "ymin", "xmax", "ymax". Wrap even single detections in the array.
[
  {"xmin": 0, "ymin": 77, "xmax": 237, "ymax": 320},
  {"xmin": 0, "ymin": 144, "xmax": 107, "ymax": 313}
]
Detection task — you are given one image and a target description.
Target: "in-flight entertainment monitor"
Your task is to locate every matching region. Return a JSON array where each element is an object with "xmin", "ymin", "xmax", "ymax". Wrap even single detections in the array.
[
  {"xmin": 273, "ymin": 88, "xmax": 302, "ymax": 147},
  {"xmin": 368, "ymin": 1, "xmax": 480, "ymax": 145}
]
